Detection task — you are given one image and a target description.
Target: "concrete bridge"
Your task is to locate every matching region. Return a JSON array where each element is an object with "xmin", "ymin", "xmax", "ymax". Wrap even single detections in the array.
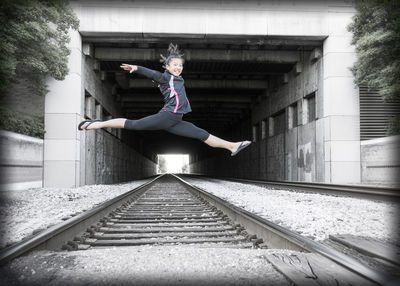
[{"xmin": 44, "ymin": 0, "xmax": 362, "ymax": 187}]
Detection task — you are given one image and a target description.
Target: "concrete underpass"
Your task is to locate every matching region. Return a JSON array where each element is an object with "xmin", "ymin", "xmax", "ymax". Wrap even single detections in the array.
[
  {"xmin": 41, "ymin": 0, "xmax": 392, "ymax": 188},
  {"xmin": 82, "ymin": 36, "xmax": 324, "ymax": 184}
]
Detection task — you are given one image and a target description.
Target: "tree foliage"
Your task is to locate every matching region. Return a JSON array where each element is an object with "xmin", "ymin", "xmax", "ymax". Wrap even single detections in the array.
[
  {"xmin": 0, "ymin": 0, "xmax": 79, "ymax": 97},
  {"xmin": 0, "ymin": 107, "xmax": 45, "ymax": 138},
  {"xmin": 387, "ymin": 114, "xmax": 400, "ymax": 136},
  {"xmin": 348, "ymin": 0, "xmax": 400, "ymax": 100}
]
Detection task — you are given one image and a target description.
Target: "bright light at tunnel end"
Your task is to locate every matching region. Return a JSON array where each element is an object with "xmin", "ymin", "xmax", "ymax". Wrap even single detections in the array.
[{"xmin": 157, "ymin": 154, "xmax": 190, "ymax": 174}]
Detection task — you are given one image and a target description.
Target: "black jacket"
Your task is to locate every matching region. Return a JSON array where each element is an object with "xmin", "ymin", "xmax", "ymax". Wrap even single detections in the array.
[{"xmin": 135, "ymin": 66, "xmax": 192, "ymax": 114}]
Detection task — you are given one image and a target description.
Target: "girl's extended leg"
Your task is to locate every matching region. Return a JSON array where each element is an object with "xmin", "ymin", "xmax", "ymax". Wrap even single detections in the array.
[
  {"xmin": 166, "ymin": 120, "xmax": 251, "ymax": 154},
  {"xmin": 79, "ymin": 112, "xmax": 179, "ymax": 131}
]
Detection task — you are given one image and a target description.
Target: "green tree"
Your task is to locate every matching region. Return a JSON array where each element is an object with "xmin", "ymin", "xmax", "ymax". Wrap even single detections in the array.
[
  {"xmin": 0, "ymin": 0, "xmax": 79, "ymax": 97},
  {"xmin": 347, "ymin": 0, "xmax": 400, "ymax": 101}
]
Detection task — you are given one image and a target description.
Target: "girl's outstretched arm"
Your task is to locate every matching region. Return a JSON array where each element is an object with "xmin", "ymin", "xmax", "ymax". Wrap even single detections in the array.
[{"xmin": 120, "ymin": 64, "xmax": 165, "ymax": 83}]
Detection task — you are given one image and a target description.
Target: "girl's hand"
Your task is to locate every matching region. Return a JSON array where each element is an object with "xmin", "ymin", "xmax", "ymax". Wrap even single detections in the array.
[{"xmin": 120, "ymin": 63, "xmax": 138, "ymax": 73}]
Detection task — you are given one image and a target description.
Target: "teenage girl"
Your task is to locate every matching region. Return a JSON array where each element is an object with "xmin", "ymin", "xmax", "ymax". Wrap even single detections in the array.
[{"xmin": 78, "ymin": 44, "xmax": 251, "ymax": 156}]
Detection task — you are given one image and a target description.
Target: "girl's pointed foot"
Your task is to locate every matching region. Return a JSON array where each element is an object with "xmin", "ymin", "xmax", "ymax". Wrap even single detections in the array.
[
  {"xmin": 78, "ymin": 119, "xmax": 101, "ymax": 131},
  {"xmin": 231, "ymin": 141, "xmax": 252, "ymax": 156}
]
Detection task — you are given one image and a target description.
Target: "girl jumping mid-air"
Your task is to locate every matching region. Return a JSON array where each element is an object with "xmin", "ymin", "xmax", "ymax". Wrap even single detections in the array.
[{"xmin": 78, "ymin": 43, "xmax": 251, "ymax": 156}]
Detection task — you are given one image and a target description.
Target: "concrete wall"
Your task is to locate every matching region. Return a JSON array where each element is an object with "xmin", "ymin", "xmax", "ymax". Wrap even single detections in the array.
[
  {"xmin": 84, "ymin": 129, "xmax": 156, "ymax": 184},
  {"xmin": 0, "ymin": 130, "xmax": 43, "ymax": 191},
  {"xmin": 361, "ymin": 136, "xmax": 400, "ymax": 187},
  {"xmin": 190, "ymin": 50, "xmax": 325, "ymax": 182},
  {"xmin": 186, "ymin": 2, "xmax": 360, "ymax": 184},
  {"xmin": 43, "ymin": 29, "xmax": 157, "ymax": 187},
  {"xmin": 268, "ymin": 50, "xmax": 324, "ymax": 182},
  {"xmin": 81, "ymin": 36, "xmax": 158, "ymax": 184},
  {"xmin": 322, "ymin": 12, "xmax": 360, "ymax": 184},
  {"xmin": 44, "ymin": 30, "xmax": 83, "ymax": 188},
  {"xmin": 71, "ymin": 0, "xmax": 354, "ymax": 37}
]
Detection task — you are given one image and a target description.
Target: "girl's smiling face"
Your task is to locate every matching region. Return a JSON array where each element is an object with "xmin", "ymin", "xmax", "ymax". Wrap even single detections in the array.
[{"xmin": 166, "ymin": 58, "xmax": 183, "ymax": 77}]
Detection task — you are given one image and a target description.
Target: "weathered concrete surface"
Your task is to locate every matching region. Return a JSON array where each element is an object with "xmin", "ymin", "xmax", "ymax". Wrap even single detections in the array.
[
  {"xmin": 72, "ymin": 0, "xmax": 354, "ymax": 36},
  {"xmin": 267, "ymin": 134, "xmax": 285, "ymax": 180},
  {"xmin": 44, "ymin": 30, "xmax": 83, "ymax": 188},
  {"xmin": 96, "ymin": 47, "xmax": 300, "ymax": 63},
  {"xmin": 361, "ymin": 136, "xmax": 400, "ymax": 187},
  {"xmin": 190, "ymin": 49, "xmax": 324, "ymax": 182},
  {"xmin": 82, "ymin": 49, "xmax": 157, "ymax": 184},
  {"xmin": 84, "ymin": 129, "xmax": 156, "ymax": 184},
  {"xmin": 315, "ymin": 117, "xmax": 325, "ymax": 182},
  {"xmin": 189, "ymin": 25, "xmax": 361, "ymax": 185},
  {"xmin": 43, "ymin": 28, "xmax": 157, "ymax": 187},
  {"xmin": 297, "ymin": 121, "xmax": 316, "ymax": 182},
  {"xmin": 322, "ymin": 24, "xmax": 360, "ymax": 184},
  {"xmin": 285, "ymin": 128, "xmax": 298, "ymax": 181},
  {"xmin": 0, "ymin": 130, "xmax": 43, "ymax": 190}
]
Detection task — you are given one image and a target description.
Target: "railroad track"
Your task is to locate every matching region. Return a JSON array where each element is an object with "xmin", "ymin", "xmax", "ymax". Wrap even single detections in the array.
[
  {"xmin": 183, "ymin": 174, "xmax": 400, "ymax": 202},
  {"xmin": 78, "ymin": 177, "xmax": 256, "ymax": 249},
  {"xmin": 0, "ymin": 174, "xmax": 398, "ymax": 285}
]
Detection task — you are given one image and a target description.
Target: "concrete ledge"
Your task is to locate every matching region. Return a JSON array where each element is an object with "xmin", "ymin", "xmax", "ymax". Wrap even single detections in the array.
[
  {"xmin": 361, "ymin": 135, "xmax": 400, "ymax": 187},
  {"xmin": 0, "ymin": 130, "xmax": 43, "ymax": 144},
  {"xmin": 0, "ymin": 130, "xmax": 43, "ymax": 164},
  {"xmin": 361, "ymin": 135, "xmax": 400, "ymax": 146},
  {"xmin": 0, "ymin": 181, "xmax": 42, "ymax": 192},
  {"xmin": 0, "ymin": 130, "xmax": 43, "ymax": 188}
]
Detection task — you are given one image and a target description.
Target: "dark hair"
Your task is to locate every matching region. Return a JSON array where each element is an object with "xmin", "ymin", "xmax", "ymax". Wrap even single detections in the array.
[{"xmin": 160, "ymin": 43, "xmax": 184, "ymax": 69}]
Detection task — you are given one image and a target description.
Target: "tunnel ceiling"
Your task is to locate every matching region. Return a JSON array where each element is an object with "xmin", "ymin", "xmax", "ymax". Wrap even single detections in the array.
[{"xmin": 84, "ymin": 35, "xmax": 323, "ymax": 154}]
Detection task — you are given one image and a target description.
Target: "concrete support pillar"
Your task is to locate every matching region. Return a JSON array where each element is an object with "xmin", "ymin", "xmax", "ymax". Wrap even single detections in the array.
[
  {"xmin": 43, "ymin": 30, "xmax": 83, "ymax": 187},
  {"xmin": 322, "ymin": 14, "xmax": 360, "ymax": 184}
]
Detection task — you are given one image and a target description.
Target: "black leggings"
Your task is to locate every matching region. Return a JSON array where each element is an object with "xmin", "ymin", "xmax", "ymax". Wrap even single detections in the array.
[{"xmin": 124, "ymin": 110, "xmax": 210, "ymax": 141}]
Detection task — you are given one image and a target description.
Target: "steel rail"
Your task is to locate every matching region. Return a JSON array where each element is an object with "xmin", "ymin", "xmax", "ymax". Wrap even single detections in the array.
[
  {"xmin": 0, "ymin": 175, "xmax": 160, "ymax": 266},
  {"xmin": 183, "ymin": 174, "xmax": 400, "ymax": 202},
  {"xmin": 173, "ymin": 174, "xmax": 398, "ymax": 286}
]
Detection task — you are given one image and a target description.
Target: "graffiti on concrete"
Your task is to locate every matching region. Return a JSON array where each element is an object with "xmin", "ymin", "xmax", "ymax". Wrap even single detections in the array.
[{"xmin": 298, "ymin": 142, "xmax": 313, "ymax": 173}]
